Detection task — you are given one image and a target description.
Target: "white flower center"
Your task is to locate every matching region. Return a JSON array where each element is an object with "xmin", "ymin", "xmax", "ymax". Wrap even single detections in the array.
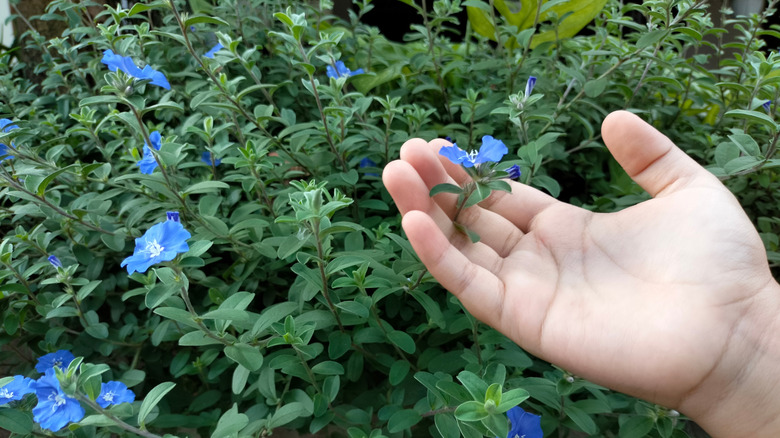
[
  {"xmin": 102, "ymin": 391, "xmax": 115, "ymax": 403},
  {"xmin": 146, "ymin": 239, "xmax": 164, "ymax": 258},
  {"xmin": 467, "ymin": 150, "xmax": 479, "ymax": 163},
  {"xmin": 0, "ymin": 388, "xmax": 12, "ymax": 399}
]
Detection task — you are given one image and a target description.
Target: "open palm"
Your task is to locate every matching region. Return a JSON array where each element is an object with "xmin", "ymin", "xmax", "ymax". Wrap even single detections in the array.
[{"xmin": 383, "ymin": 111, "xmax": 780, "ymax": 436}]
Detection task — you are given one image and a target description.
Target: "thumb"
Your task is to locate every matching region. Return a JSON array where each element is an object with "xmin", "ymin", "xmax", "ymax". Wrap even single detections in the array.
[{"xmin": 601, "ymin": 110, "xmax": 715, "ymax": 197}]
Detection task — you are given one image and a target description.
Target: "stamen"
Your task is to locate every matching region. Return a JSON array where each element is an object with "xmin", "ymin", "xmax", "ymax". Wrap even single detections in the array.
[{"xmin": 146, "ymin": 239, "xmax": 164, "ymax": 258}]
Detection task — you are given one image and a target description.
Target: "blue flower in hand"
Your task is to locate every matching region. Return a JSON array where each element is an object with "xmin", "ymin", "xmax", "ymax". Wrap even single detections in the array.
[
  {"xmin": 32, "ymin": 370, "xmax": 85, "ymax": 432},
  {"xmin": 439, "ymin": 135, "xmax": 508, "ymax": 168},
  {"xmin": 97, "ymin": 381, "xmax": 135, "ymax": 408},
  {"xmin": 504, "ymin": 406, "xmax": 542, "ymax": 438},
  {"xmin": 120, "ymin": 213, "xmax": 191, "ymax": 274},
  {"xmin": 0, "ymin": 375, "xmax": 35, "ymax": 404},
  {"xmin": 327, "ymin": 60, "xmax": 364, "ymax": 79},
  {"xmin": 0, "ymin": 118, "xmax": 19, "ymax": 161},
  {"xmin": 35, "ymin": 350, "xmax": 75, "ymax": 373},
  {"xmin": 101, "ymin": 50, "xmax": 171, "ymax": 90},
  {"xmin": 204, "ymin": 43, "xmax": 224, "ymax": 59},
  {"xmin": 136, "ymin": 131, "xmax": 162, "ymax": 174}
]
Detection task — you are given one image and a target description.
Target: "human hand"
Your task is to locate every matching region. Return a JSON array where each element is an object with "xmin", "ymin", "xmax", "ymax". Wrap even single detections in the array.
[{"xmin": 383, "ymin": 110, "xmax": 780, "ymax": 437}]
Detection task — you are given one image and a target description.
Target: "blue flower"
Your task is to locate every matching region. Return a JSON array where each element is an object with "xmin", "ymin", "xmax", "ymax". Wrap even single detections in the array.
[
  {"xmin": 0, "ymin": 375, "xmax": 35, "ymax": 404},
  {"xmin": 32, "ymin": 370, "xmax": 85, "ymax": 432},
  {"xmin": 120, "ymin": 214, "xmax": 191, "ymax": 274},
  {"xmin": 439, "ymin": 135, "xmax": 508, "ymax": 168},
  {"xmin": 326, "ymin": 60, "xmax": 364, "ymax": 79},
  {"xmin": 763, "ymin": 100, "xmax": 772, "ymax": 113},
  {"xmin": 96, "ymin": 381, "xmax": 135, "ymax": 408},
  {"xmin": 101, "ymin": 49, "xmax": 171, "ymax": 90},
  {"xmin": 136, "ymin": 131, "xmax": 162, "ymax": 174},
  {"xmin": 166, "ymin": 211, "xmax": 180, "ymax": 222},
  {"xmin": 204, "ymin": 43, "xmax": 224, "ymax": 59},
  {"xmin": 201, "ymin": 151, "xmax": 221, "ymax": 166},
  {"xmin": 505, "ymin": 406, "xmax": 542, "ymax": 438},
  {"xmin": 359, "ymin": 157, "xmax": 378, "ymax": 177},
  {"xmin": 505, "ymin": 165, "xmax": 521, "ymax": 179},
  {"xmin": 48, "ymin": 255, "xmax": 63, "ymax": 268},
  {"xmin": 525, "ymin": 76, "xmax": 537, "ymax": 97},
  {"xmin": 35, "ymin": 350, "xmax": 75, "ymax": 373},
  {"xmin": 0, "ymin": 118, "xmax": 19, "ymax": 161},
  {"xmin": 445, "ymin": 136, "xmax": 452, "ymax": 142}
]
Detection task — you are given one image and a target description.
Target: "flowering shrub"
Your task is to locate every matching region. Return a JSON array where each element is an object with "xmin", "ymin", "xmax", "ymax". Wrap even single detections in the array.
[{"xmin": 0, "ymin": 0, "xmax": 778, "ymax": 437}]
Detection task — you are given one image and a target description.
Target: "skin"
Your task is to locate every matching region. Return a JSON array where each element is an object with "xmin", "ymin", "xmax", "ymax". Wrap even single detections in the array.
[{"xmin": 382, "ymin": 110, "xmax": 780, "ymax": 437}]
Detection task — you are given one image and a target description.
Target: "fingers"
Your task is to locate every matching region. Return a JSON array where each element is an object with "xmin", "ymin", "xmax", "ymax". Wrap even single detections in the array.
[{"xmin": 601, "ymin": 111, "xmax": 718, "ymax": 197}]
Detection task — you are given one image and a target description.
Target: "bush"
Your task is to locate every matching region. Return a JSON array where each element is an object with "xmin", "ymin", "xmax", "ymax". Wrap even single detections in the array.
[{"xmin": 1, "ymin": 0, "xmax": 778, "ymax": 437}]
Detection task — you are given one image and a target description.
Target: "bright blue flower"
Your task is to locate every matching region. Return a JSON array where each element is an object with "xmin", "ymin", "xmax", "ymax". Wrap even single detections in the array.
[
  {"xmin": 136, "ymin": 131, "xmax": 163, "ymax": 174},
  {"xmin": 505, "ymin": 406, "xmax": 542, "ymax": 438},
  {"xmin": 201, "ymin": 151, "xmax": 221, "ymax": 166},
  {"xmin": 763, "ymin": 100, "xmax": 772, "ymax": 113},
  {"xmin": 120, "ymin": 214, "xmax": 191, "ymax": 274},
  {"xmin": 96, "ymin": 381, "xmax": 135, "ymax": 408},
  {"xmin": 32, "ymin": 370, "xmax": 85, "ymax": 432},
  {"xmin": 101, "ymin": 49, "xmax": 171, "ymax": 90},
  {"xmin": 326, "ymin": 60, "xmax": 364, "ymax": 79},
  {"xmin": 166, "ymin": 211, "xmax": 180, "ymax": 222},
  {"xmin": 505, "ymin": 165, "xmax": 521, "ymax": 179},
  {"xmin": 204, "ymin": 43, "xmax": 224, "ymax": 59},
  {"xmin": 439, "ymin": 135, "xmax": 508, "ymax": 168},
  {"xmin": 359, "ymin": 157, "xmax": 378, "ymax": 177},
  {"xmin": 525, "ymin": 76, "xmax": 537, "ymax": 97},
  {"xmin": 35, "ymin": 350, "xmax": 75, "ymax": 373},
  {"xmin": 48, "ymin": 255, "xmax": 63, "ymax": 268},
  {"xmin": 0, "ymin": 375, "xmax": 35, "ymax": 404},
  {"xmin": 0, "ymin": 118, "xmax": 19, "ymax": 161}
]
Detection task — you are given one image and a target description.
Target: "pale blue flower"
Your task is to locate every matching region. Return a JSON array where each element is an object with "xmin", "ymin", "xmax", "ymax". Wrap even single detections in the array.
[
  {"xmin": 201, "ymin": 151, "xmax": 221, "ymax": 166},
  {"xmin": 505, "ymin": 406, "xmax": 542, "ymax": 438},
  {"xmin": 326, "ymin": 60, "xmax": 364, "ymax": 79},
  {"xmin": 204, "ymin": 43, "xmax": 224, "ymax": 58},
  {"xmin": 96, "ymin": 381, "xmax": 135, "ymax": 408},
  {"xmin": 120, "ymin": 214, "xmax": 191, "ymax": 274},
  {"xmin": 0, "ymin": 375, "xmax": 35, "ymax": 404},
  {"xmin": 101, "ymin": 50, "xmax": 171, "ymax": 90},
  {"xmin": 525, "ymin": 76, "xmax": 537, "ymax": 97},
  {"xmin": 32, "ymin": 370, "xmax": 85, "ymax": 432},
  {"xmin": 35, "ymin": 350, "xmax": 75, "ymax": 373},
  {"xmin": 439, "ymin": 135, "xmax": 508, "ymax": 168},
  {"xmin": 48, "ymin": 255, "xmax": 62, "ymax": 268},
  {"xmin": 0, "ymin": 118, "xmax": 19, "ymax": 161}
]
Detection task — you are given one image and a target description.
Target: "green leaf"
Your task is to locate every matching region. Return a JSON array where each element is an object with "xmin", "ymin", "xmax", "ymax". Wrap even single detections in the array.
[
  {"xmin": 724, "ymin": 110, "xmax": 778, "ymax": 133},
  {"xmin": 457, "ymin": 371, "xmax": 489, "ymax": 401},
  {"xmin": 184, "ymin": 15, "xmax": 230, "ymax": 28},
  {"xmin": 328, "ymin": 331, "xmax": 352, "ymax": 359},
  {"xmin": 212, "ymin": 403, "xmax": 249, "ymax": 438},
  {"xmin": 387, "ymin": 409, "xmax": 422, "ymax": 433},
  {"xmin": 311, "ymin": 361, "xmax": 345, "ymax": 375},
  {"xmin": 481, "ymin": 412, "xmax": 509, "ymax": 438},
  {"xmin": 496, "ymin": 388, "xmax": 530, "ymax": 413},
  {"xmin": 335, "ymin": 301, "xmax": 369, "ymax": 318},
  {"xmin": 224, "ymin": 343, "xmax": 264, "ymax": 371},
  {"xmin": 619, "ymin": 415, "xmax": 654, "ymax": 438},
  {"xmin": 182, "ymin": 181, "xmax": 229, "ymax": 195},
  {"xmin": 389, "ymin": 360, "xmax": 411, "ymax": 385},
  {"xmin": 323, "ymin": 375, "xmax": 340, "ymax": 403},
  {"xmin": 232, "ymin": 364, "xmax": 250, "ymax": 395},
  {"xmin": 138, "ymin": 382, "xmax": 176, "ymax": 428},
  {"xmin": 435, "ymin": 413, "xmax": 460, "ymax": 438},
  {"xmin": 37, "ymin": 164, "xmax": 78, "ymax": 196},
  {"xmin": 430, "ymin": 183, "xmax": 463, "ymax": 197},
  {"xmin": 565, "ymin": 405, "xmax": 598, "ymax": 435},
  {"xmin": 584, "ymin": 77, "xmax": 608, "ymax": 98},
  {"xmin": 728, "ymin": 133, "xmax": 761, "ymax": 157},
  {"xmin": 0, "ymin": 409, "xmax": 33, "ymax": 434},
  {"xmin": 269, "ymin": 402, "xmax": 306, "ymax": 428},
  {"xmin": 485, "ymin": 383, "xmax": 502, "ymax": 405},
  {"xmin": 388, "ymin": 330, "xmax": 416, "ymax": 354},
  {"xmin": 454, "ymin": 401, "xmax": 489, "ymax": 421},
  {"xmin": 128, "ymin": 1, "xmax": 169, "ymax": 17}
]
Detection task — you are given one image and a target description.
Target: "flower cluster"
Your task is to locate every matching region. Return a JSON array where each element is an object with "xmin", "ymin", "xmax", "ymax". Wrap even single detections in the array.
[
  {"xmin": 121, "ymin": 212, "xmax": 191, "ymax": 274},
  {"xmin": 0, "ymin": 118, "xmax": 19, "ymax": 161},
  {"xmin": 0, "ymin": 350, "xmax": 134, "ymax": 432},
  {"xmin": 101, "ymin": 50, "xmax": 171, "ymax": 90},
  {"xmin": 326, "ymin": 60, "xmax": 364, "ymax": 79}
]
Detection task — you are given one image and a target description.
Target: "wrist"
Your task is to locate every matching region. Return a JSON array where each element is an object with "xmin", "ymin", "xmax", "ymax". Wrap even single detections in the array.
[{"xmin": 681, "ymin": 279, "xmax": 780, "ymax": 437}]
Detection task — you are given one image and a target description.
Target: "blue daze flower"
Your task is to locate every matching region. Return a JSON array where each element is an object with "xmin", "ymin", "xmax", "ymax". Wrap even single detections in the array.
[
  {"xmin": 359, "ymin": 157, "xmax": 378, "ymax": 177},
  {"xmin": 439, "ymin": 135, "xmax": 508, "ymax": 168},
  {"xmin": 166, "ymin": 211, "xmax": 180, "ymax": 222},
  {"xmin": 101, "ymin": 49, "xmax": 171, "ymax": 90},
  {"xmin": 201, "ymin": 151, "xmax": 221, "ymax": 166},
  {"xmin": 48, "ymin": 255, "xmax": 62, "ymax": 268},
  {"xmin": 136, "ymin": 131, "xmax": 162, "ymax": 174},
  {"xmin": 505, "ymin": 406, "xmax": 542, "ymax": 438},
  {"xmin": 0, "ymin": 118, "xmax": 19, "ymax": 161},
  {"xmin": 120, "ymin": 214, "xmax": 191, "ymax": 274},
  {"xmin": 204, "ymin": 43, "xmax": 224, "ymax": 59},
  {"xmin": 0, "ymin": 375, "xmax": 35, "ymax": 404},
  {"xmin": 32, "ymin": 370, "xmax": 85, "ymax": 432},
  {"xmin": 35, "ymin": 350, "xmax": 75, "ymax": 373},
  {"xmin": 763, "ymin": 100, "xmax": 772, "ymax": 113},
  {"xmin": 326, "ymin": 60, "xmax": 364, "ymax": 79},
  {"xmin": 505, "ymin": 164, "xmax": 522, "ymax": 179},
  {"xmin": 525, "ymin": 76, "xmax": 537, "ymax": 97},
  {"xmin": 96, "ymin": 381, "xmax": 135, "ymax": 408}
]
